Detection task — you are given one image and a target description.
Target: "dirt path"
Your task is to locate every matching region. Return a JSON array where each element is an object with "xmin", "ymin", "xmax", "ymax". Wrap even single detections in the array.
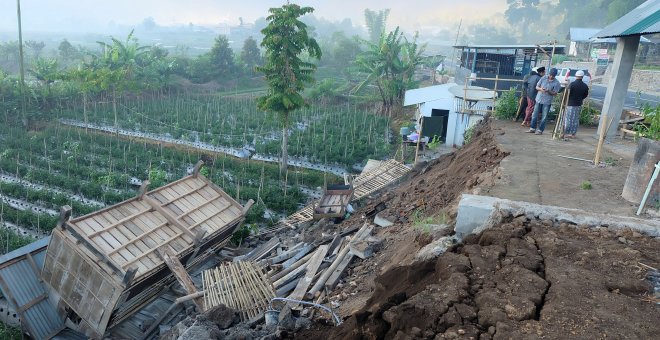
[{"xmin": 486, "ymin": 121, "xmax": 640, "ymax": 217}]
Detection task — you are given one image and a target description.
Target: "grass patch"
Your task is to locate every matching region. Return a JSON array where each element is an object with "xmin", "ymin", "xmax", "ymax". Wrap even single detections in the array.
[
  {"xmin": 580, "ymin": 181, "xmax": 593, "ymax": 190},
  {"xmin": 412, "ymin": 208, "xmax": 449, "ymax": 234},
  {"xmin": 604, "ymin": 157, "xmax": 618, "ymax": 166}
]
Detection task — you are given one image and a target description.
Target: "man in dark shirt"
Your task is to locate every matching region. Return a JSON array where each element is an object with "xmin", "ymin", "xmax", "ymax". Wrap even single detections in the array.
[
  {"xmin": 522, "ymin": 67, "xmax": 545, "ymax": 127},
  {"xmin": 563, "ymin": 70, "xmax": 589, "ymax": 139}
]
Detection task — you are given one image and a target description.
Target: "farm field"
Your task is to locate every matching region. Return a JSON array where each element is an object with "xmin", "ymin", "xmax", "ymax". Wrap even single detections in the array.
[
  {"xmin": 54, "ymin": 91, "xmax": 393, "ymax": 168},
  {"xmin": 0, "ymin": 120, "xmax": 340, "ymax": 255}
]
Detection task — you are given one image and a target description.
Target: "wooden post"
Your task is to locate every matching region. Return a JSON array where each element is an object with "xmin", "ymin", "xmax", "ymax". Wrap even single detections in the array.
[
  {"xmin": 192, "ymin": 160, "xmax": 204, "ymax": 177},
  {"xmin": 414, "ymin": 116, "xmax": 424, "ymax": 165},
  {"xmin": 137, "ymin": 180, "xmax": 150, "ymax": 199},
  {"xmin": 553, "ymin": 87, "xmax": 570, "ymax": 140},
  {"xmin": 494, "ymin": 74, "xmax": 499, "ymax": 108},
  {"xmin": 594, "ymin": 111, "xmax": 614, "ymax": 165},
  {"xmin": 158, "ymin": 248, "xmax": 205, "ymax": 311},
  {"xmin": 57, "ymin": 205, "xmax": 72, "ymax": 229}
]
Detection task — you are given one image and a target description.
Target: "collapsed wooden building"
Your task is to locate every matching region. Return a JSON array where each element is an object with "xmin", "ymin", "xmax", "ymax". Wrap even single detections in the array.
[{"xmin": 39, "ymin": 162, "xmax": 251, "ymax": 338}]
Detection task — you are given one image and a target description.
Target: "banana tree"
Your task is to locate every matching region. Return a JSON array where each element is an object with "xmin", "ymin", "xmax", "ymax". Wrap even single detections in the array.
[
  {"xmin": 354, "ymin": 27, "xmax": 425, "ymax": 117},
  {"xmin": 29, "ymin": 58, "xmax": 60, "ymax": 110},
  {"xmin": 95, "ymin": 30, "xmax": 151, "ymax": 135}
]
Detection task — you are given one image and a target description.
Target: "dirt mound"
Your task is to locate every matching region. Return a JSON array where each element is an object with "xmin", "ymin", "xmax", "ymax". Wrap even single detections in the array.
[
  {"xmin": 297, "ymin": 216, "xmax": 660, "ymax": 339},
  {"xmin": 376, "ymin": 117, "xmax": 508, "ymax": 224}
]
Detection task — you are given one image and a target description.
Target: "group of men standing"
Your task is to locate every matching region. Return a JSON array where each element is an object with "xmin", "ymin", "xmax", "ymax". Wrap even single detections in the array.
[{"xmin": 520, "ymin": 66, "xmax": 589, "ymax": 139}]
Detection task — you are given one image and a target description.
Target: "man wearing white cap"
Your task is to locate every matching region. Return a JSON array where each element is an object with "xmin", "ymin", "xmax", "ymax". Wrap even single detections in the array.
[{"xmin": 563, "ymin": 70, "xmax": 590, "ymax": 139}]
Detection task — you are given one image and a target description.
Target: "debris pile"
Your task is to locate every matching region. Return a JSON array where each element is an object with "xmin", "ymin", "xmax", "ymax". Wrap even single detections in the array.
[{"xmin": 252, "ymin": 223, "xmax": 382, "ymax": 303}]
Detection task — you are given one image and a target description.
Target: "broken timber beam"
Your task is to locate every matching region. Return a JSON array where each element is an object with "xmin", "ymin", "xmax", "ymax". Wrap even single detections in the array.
[
  {"xmin": 306, "ymin": 241, "xmax": 351, "ymax": 299},
  {"xmin": 158, "ymin": 248, "xmax": 205, "ymax": 311},
  {"xmin": 268, "ymin": 242, "xmax": 304, "ymax": 264},
  {"xmin": 282, "ymin": 243, "xmax": 313, "ymax": 268},
  {"xmin": 287, "ymin": 245, "xmax": 329, "ymax": 306},
  {"xmin": 270, "ymin": 252, "xmax": 314, "ymax": 282}
]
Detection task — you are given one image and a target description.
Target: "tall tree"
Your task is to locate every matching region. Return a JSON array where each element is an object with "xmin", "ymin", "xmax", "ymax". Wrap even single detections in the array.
[
  {"xmin": 257, "ymin": 3, "xmax": 322, "ymax": 175},
  {"xmin": 505, "ymin": 0, "xmax": 540, "ymax": 41},
  {"xmin": 58, "ymin": 39, "xmax": 81, "ymax": 66},
  {"xmin": 364, "ymin": 9, "xmax": 390, "ymax": 43},
  {"xmin": 240, "ymin": 36, "xmax": 262, "ymax": 75},
  {"xmin": 209, "ymin": 35, "xmax": 236, "ymax": 79}
]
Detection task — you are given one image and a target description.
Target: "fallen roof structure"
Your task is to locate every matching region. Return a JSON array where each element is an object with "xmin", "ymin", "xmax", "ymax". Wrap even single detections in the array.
[
  {"xmin": 261, "ymin": 159, "xmax": 410, "ymax": 235},
  {"xmin": 38, "ymin": 161, "xmax": 252, "ymax": 338}
]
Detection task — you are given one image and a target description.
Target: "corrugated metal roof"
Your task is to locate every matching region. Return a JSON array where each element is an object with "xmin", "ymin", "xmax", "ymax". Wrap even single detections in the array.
[
  {"xmin": 0, "ymin": 237, "xmax": 65, "ymax": 340},
  {"xmin": 454, "ymin": 44, "xmax": 567, "ymax": 56},
  {"xmin": 404, "ymin": 83, "xmax": 456, "ymax": 106},
  {"xmin": 596, "ymin": 0, "xmax": 660, "ymax": 38},
  {"xmin": 569, "ymin": 27, "xmax": 602, "ymax": 41}
]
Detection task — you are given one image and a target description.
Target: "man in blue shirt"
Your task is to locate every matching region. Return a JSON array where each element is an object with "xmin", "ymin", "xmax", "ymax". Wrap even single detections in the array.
[{"xmin": 529, "ymin": 67, "xmax": 561, "ymax": 135}]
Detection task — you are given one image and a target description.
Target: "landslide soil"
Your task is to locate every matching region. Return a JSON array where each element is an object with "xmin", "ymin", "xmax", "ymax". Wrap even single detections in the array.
[
  {"xmin": 297, "ymin": 218, "xmax": 660, "ymax": 340},
  {"xmin": 300, "ymin": 118, "xmax": 508, "ymax": 316}
]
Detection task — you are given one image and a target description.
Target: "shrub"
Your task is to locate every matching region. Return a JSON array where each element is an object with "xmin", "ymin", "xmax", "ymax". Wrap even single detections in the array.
[
  {"xmin": 580, "ymin": 106, "xmax": 598, "ymax": 126},
  {"xmin": 580, "ymin": 181, "xmax": 592, "ymax": 190},
  {"xmin": 464, "ymin": 125, "xmax": 476, "ymax": 145},
  {"xmin": 633, "ymin": 104, "xmax": 660, "ymax": 140},
  {"xmin": 493, "ymin": 88, "xmax": 518, "ymax": 120}
]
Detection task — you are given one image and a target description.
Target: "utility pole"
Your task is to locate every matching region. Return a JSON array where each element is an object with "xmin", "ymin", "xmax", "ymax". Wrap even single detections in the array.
[
  {"xmin": 548, "ymin": 39, "xmax": 557, "ymax": 70},
  {"xmin": 16, "ymin": 0, "xmax": 27, "ymax": 128}
]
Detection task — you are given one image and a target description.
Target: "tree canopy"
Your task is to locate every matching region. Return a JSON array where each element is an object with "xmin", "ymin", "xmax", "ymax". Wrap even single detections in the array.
[
  {"xmin": 364, "ymin": 9, "xmax": 390, "ymax": 44},
  {"xmin": 256, "ymin": 3, "xmax": 322, "ymax": 174}
]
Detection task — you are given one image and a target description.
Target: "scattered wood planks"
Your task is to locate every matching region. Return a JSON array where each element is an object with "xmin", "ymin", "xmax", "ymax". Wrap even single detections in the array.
[
  {"xmin": 202, "ymin": 261, "xmax": 276, "ymax": 321},
  {"xmin": 263, "ymin": 223, "xmax": 377, "ymax": 305}
]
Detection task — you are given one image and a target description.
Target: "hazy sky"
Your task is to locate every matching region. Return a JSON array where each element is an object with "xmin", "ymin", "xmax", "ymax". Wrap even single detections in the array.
[{"xmin": 1, "ymin": 0, "xmax": 506, "ymax": 33}]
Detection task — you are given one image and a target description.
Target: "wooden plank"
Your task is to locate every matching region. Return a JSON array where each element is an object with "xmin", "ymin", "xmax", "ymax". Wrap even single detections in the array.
[
  {"xmin": 287, "ymin": 245, "xmax": 329, "ymax": 305},
  {"xmin": 107, "ymin": 221, "xmax": 168, "ymax": 256},
  {"xmin": 185, "ymin": 203, "xmax": 234, "ymax": 231},
  {"xmin": 16, "ymin": 293, "xmax": 48, "ymax": 313},
  {"xmin": 161, "ymin": 181, "xmax": 207, "ymax": 206},
  {"xmin": 121, "ymin": 231, "xmax": 184, "ymax": 268},
  {"xmin": 142, "ymin": 195, "xmax": 195, "ymax": 238},
  {"xmin": 324, "ymin": 252, "xmax": 353, "ymax": 291},
  {"xmin": 158, "ymin": 248, "xmax": 205, "ymax": 311},
  {"xmin": 87, "ymin": 207, "xmax": 152, "ymax": 238}
]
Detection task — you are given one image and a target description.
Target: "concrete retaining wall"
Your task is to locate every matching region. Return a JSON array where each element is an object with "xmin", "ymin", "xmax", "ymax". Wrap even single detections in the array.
[{"xmin": 455, "ymin": 194, "xmax": 660, "ymax": 238}]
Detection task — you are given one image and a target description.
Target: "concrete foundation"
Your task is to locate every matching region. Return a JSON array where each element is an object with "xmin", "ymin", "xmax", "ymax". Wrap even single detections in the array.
[
  {"xmin": 598, "ymin": 36, "xmax": 640, "ymax": 141},
  {"xmin": 622, "ymin": 137, "xmax": 660, "ymax": 204},
  {"xmin": 455, "ymin": 194, "xmax": 660, "ymax": 238}
]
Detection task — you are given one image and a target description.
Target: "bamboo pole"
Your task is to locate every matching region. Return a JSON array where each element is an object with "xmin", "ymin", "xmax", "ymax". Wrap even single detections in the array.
[
  {"xmin": 594, "ymin": 112, "xmax": 615, "ymax": 165},
  {"xmin": 414, "ymin": 116, "xmax": 424, "ymax": 165},
  {"xmin": 552, "ymin": 87, "xmax": 571, "ymax": 140}
]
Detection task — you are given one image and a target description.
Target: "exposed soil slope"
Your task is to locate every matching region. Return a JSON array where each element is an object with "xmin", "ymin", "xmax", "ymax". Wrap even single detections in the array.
[{"xmin": 298, "ymin": 217, "xmax": 660, "ymax": 339}]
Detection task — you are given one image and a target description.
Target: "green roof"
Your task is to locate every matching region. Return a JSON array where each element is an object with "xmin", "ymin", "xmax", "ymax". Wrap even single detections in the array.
[{"xmin": 596, "ymin": 0, "xmax": 660, "ymax": 38}]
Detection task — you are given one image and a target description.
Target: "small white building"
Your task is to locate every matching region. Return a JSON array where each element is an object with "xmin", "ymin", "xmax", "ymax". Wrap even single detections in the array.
[{"xmin": 404, "ymin": 83, "xmax": 495, "ymax": 147}]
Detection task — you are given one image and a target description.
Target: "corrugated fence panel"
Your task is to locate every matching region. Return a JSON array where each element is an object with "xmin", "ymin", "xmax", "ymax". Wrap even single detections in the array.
[{"xmin": 0, "ymin": 238, "xmax": 64, "ymax": 340}]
